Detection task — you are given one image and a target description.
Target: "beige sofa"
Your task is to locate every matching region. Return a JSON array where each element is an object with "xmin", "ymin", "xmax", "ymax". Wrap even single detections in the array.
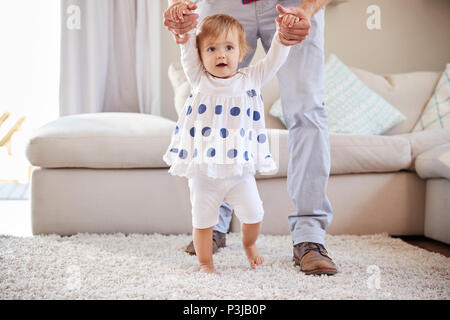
[{"xmin": 25, "ymin": 65, "xmax": 450, "ymax": 244}]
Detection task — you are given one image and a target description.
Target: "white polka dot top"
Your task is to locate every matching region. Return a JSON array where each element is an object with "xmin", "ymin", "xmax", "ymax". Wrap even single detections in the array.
[{"xmin": 163, "ymin": 29, "xmax": 291, "ymax": 179}]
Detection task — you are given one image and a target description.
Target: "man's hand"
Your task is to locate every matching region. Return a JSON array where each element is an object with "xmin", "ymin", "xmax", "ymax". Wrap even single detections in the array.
[
  {"xmin": 276, "ymin": 4, "xmax": 312, "ymax": 46},
  {"xmin": 163, "ymin": 1, "xmax": 199, "ymax": 44}
]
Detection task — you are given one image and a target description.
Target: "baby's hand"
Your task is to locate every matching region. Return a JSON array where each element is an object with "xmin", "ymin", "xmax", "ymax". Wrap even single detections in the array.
[
  {"xmin": 169, "ymin": 1, "xmax": 190, "ymax": 23},
  {"xmin": 281, "ymin": 13, "xmax": 300, "ymax": 28}
]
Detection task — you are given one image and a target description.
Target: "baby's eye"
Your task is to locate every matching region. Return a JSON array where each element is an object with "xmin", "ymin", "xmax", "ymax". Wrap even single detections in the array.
[
  {"xmin": 207, "ymin": 47, "xmax": 215, "ymax": 52},
  {"xmin": 226, "ymin": 45, "xmax": 233, "ymax": 51}
]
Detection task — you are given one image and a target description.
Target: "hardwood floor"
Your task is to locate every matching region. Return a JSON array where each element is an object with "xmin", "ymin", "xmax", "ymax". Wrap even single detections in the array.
[{"xmin": 394, "ymin": 236, "xmax": 450, "ymax": 258}]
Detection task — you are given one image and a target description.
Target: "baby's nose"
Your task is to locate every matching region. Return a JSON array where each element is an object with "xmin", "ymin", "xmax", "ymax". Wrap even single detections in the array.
[{"xmin": 217, "ymin": 50, "xmax": 226, "ymax": 58}]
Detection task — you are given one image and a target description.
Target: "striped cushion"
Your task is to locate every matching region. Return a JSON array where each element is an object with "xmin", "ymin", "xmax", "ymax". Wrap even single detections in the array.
[
  {"xmin": 270, "ymin": 53, "xmax": 406, "ymax": 134},
  {"xmin": 413, "ymin": 63, "xmax": 450, "ymax": 131},
  {"xmin": 324, "ymin": 54, "xmax": 406, "ymax": 134}
]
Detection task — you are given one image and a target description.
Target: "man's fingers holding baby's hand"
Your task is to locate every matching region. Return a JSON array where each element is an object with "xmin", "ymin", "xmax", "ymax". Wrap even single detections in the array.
[
  {"xmin": 278, "ymin": 32, "xmax": 303, "ymax": 46},
  {"xmin": 276, "ymin": 15, "xmax": 310, "ymax": 30},
  {"xmin": 277, "ymin": 21, "xmax": 309, "ymax": 40},
  {"xmin": 165, "ymin": 14, "xmax": 198, "ymax": 30},
  {"xmin": 278, "ymin": 32, "xmax": 306, "ymax": 46},
  {"xmin": 168, "ymin": 21, "xmax": 198, "ymax": 36}
]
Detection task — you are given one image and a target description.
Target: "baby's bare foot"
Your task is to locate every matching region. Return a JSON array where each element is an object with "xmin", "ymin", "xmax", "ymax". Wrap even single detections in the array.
[
  {"xmin": 244, "ymin": 245, "xmax": 264, "ymax": 269},
  {"xmin": 199, "ymin": 264, "xmax": 216, "ymax": 274}
]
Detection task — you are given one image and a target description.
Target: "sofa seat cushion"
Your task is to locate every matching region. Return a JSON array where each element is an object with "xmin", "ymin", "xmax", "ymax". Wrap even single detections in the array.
[
  {"xmin": 329, "ymin": 133, "xmax": 412, "ymax": 175},
  {"xmin": 27, "ymin": 113, "xmax": 412, "ymax": 175},
  {"xmin": 415, "ymin": 143, "xmax": 450, "ymax": 179},
  {"xmin": 256, "ymin": 130, "xmax": 412, "ymax": 179},
  {"xmin": 26, "ymin": 112, "xmax": 176, "ymax": 168},
  {"xmin": 397, "ymin": 128, "xmax": 450, "ymax": 170}
]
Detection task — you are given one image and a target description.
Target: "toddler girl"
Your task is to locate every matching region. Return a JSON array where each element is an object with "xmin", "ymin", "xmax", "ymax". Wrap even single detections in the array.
[{"xmin": 163, "ymin": 8, "xmax": 292, "ymax": 274}]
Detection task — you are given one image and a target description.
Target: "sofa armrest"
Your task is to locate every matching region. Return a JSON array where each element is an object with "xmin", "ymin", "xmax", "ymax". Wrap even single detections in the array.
[{"xmin": 415, "ymin": 143, "xmax": 450, "ymax": 179}]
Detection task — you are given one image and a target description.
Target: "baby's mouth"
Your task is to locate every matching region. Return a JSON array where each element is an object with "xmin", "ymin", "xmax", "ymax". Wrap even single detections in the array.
[{"xmin": 216, "ymin": 63, "xmax": 227, "ymax": 68}]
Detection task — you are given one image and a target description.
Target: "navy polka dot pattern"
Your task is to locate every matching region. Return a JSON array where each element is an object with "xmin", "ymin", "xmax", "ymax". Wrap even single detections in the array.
[
  {"xmin": 163, "ymin": 85, "xmax": 278, "ymax": 177},
  {"xmin": 202, "ymin": 127, "xmax": 211, "ymax": 137},
  {"xmin": 227, "ymin": 149, "xmax": 238, "ymax": 158},
  {"xmin": 179, "ymin": 149, "xmax": 188, "ymax": 159},
  {"xmin": 207, "ymin": 148, "xmax": 216, "ymax": 157},
  {"xmin": 230, "ymin": 107, "xmax": 240, "ymax": 116},
  {"xmin": 257, "ymin": 133, "xmax": 266, "ymax": 143},
  {"xmin": 220, "ymin": 128, "xmax": 228, "ymax": 138},
  {"xmin": 198, "ymin": 104, "xmax": 207, "ymax": 114}
]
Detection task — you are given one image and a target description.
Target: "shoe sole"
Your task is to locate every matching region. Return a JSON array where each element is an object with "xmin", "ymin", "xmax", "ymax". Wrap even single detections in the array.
[
  {"xmin": 184, "ymin": 240, "xmax": 220, "ymax": 256},
  {"xmin": 293, "ymin": 257, "xmax": 338, "ymax": 276}
]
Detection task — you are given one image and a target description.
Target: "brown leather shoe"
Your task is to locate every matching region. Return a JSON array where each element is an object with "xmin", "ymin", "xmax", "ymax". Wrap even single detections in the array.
[
  {"xmin": 184, "ymin": 230, "xmax": 226, "ymax": 255},
  {"xmin": 293, "ymin": 242, "xmax": 338, "ymax": 276}
]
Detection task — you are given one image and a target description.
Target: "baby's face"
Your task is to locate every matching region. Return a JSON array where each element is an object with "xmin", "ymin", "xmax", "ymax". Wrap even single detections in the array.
[{"xmin": 199, "ymin": 29, "xmax": 241, "ymax": 79}]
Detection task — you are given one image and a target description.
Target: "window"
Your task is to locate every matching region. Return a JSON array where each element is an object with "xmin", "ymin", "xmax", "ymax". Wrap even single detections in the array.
[{"xmin": 0, "ymin": 0, "xmax": 60, "ymax": 183}]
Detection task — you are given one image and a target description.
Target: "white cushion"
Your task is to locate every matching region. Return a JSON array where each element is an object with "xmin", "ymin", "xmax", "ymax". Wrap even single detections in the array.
[
  {"xmin": 413, "ymin": 63, "xmax": 450, "ymax": 132},
  {"xmin": 26, "ymin": 112, "xmax": 412, "ymax": 175},
  {"xmin": 256, "ymin": 130, "xmax": 411, "ymax": 179},
  {"xmin": 397, "ymin": 128, "xmax": 450, "ymax": 170},
  {"xmin": 26, "ymin": 112, "xmax": 176, "ymax": 168},
  {"xmin": 415, "ymin": 143, "xmax": 450, "ymax": 179}
]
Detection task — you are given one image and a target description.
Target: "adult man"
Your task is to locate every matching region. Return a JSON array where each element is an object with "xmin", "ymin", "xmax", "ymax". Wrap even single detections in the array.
[{"xmin": 164, "ymin": 0, "xmax": 337, "ymax": 275}]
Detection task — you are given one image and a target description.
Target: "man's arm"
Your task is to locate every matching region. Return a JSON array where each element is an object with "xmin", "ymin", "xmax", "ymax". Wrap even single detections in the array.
[
  {"xmin": 276, "ymin": 0, "xmax": 332, "ymax": 46},
  {"xmin": 295, "ymin": 0, "xmax": 333, "ymax": 19}
]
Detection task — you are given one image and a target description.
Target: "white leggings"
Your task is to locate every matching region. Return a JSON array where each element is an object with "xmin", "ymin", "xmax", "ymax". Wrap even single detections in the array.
[{"xmin": 188, "ymin": 173, "xmax": 264, "ymax": 229}]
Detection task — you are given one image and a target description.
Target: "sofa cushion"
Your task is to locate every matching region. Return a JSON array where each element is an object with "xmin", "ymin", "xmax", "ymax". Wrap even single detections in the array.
[
  {"xmin": 352, "ymin": 68, "xmax": 442, "ymax": 135},
  {"xmin": 324, "ymin": 53, "xmax": 406, "ymax": 134},
  {"xmin": 329, "ymin": 133, "xmax": 411, "ymax": 175},
  {"xmin": 415, "ymin": 143, "xmax": 450, "ymax": 179},
  {"xmin": 26, "ymin": 112, "xmax": 176, "ymax": 168},
  {"xmin": 412, "ymin": 63, "xmax": 450, "ymax": 132},
  {"xmin": 269, "ymin": 61, "xmax": 442, "ymax": 135},
  {"xmin": 269, "ymin": 54, "xmax": 407, "ymax": 134},
  {"xmin": 27, "ymin": 113, "xmax": 412, "ymax": 175},
  {"xmin": 397, "ymin": 128, "xmax": 450, "ymax": 170},
  {"xmin": 256, "ymin": 130, "xmax": 412, "ymax": 179}
]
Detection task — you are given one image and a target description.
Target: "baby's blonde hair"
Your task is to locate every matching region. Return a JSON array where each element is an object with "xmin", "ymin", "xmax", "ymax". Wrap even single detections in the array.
[{"xmin": 196, "ymin": 14, "xmax": 251, "ymax": 62}]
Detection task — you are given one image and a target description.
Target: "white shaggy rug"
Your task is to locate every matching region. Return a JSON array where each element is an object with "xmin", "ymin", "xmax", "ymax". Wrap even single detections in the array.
[{"xmin": 0, "ymin": 232, "xmax": 449, "ymax": 300}]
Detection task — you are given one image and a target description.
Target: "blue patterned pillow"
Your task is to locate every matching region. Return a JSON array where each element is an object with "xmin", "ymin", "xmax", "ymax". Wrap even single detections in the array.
[
  {"xmin": 412, "ymin": 63, "xmax": 450, "ymax": 131},
  {"xmin": 270, "ymin": 53, "xmax": 406, "ymax": 134}
]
